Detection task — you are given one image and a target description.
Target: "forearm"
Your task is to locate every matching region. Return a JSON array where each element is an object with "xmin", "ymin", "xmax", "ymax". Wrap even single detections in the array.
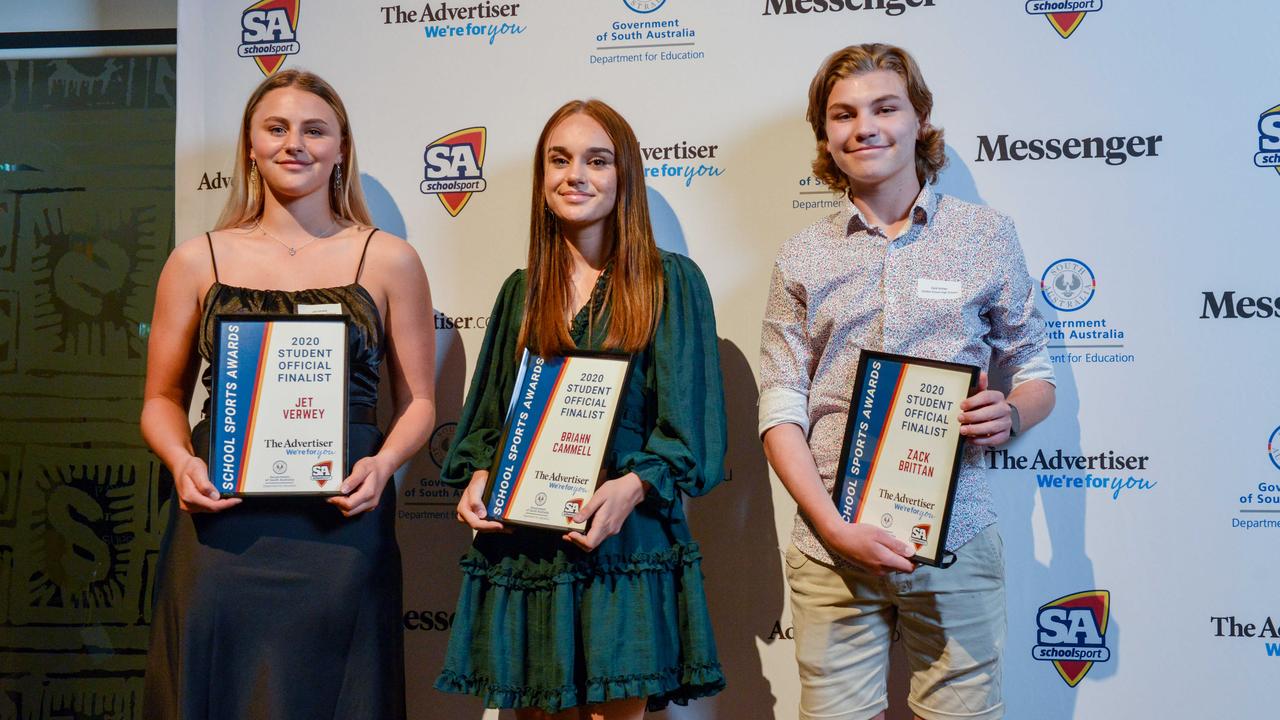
[
  {"xmin": 140, "ymin": 396, "xmax": 197, "ymax": 472},
  {"xmin": 372, "ymin": 397, "xmax": 435, "ymax": 471},
  {"xmin": 762, "ymin": 423, "xmax": 842, "ymax": 541},
  {"xmin": 1008, "ymin": 378, "xmax": 1055, "ymax": 432}
]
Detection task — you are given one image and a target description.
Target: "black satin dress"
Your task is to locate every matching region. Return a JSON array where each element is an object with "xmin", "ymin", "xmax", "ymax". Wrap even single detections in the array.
[{"xmin": 144, "ymin": 231, "xmax": 404, "ymax": 720}]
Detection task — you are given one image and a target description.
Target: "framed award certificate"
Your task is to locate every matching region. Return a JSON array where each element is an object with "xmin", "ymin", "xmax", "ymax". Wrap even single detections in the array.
[
  {"xmin": 831, "ymin": 350, "xmax": 979, "ymax": 567},
  {"xmin": 483, "ymin": 350, "xmax": 633, "ymax": 531},
  {"xmin": 209, "ymin": 315, "xmax": 349, "ymax": 496}
]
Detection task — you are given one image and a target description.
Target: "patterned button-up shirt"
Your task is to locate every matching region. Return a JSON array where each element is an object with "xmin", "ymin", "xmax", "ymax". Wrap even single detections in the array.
[{"xmin": 759, "ymin": 185, "xmax": 1053, "ymax": 564}]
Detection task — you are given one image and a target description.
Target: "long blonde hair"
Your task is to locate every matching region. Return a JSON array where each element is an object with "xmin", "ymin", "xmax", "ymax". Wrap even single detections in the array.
[
  {"xmin": 519, "ymin": 99, "xmax": 664, "ymax": 357},
  {"xmin": 216, "ymin": 69, "xmax": 372, "ymax": 229}
]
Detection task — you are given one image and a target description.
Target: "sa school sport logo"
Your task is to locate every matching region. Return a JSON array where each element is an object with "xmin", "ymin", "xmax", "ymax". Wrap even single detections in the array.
[
  {"xmin": 238, "ymin": 0, "xmax": 301, "ymax": 76},
  {"xmin": 1033, "ymin": 590, "xmax": 1112, "ymax": 686},
  {"xmin": 1025, "ymin": 0, "xmax": 1101, "ymax": 39},
  {"xmin": 421, "ymin": 127, "xmax": 487, "ymax": 217},
  {"xmin": 1255, "ymin": 104, "xmax": 1280, "ymax": 175},
  {"xmin": 1041, "ymin": 258, "xmax": 1095, "ymax": 312},
  {"xmin": 311, "ymin": 460, "xmax": 333, "ymax": 487}
]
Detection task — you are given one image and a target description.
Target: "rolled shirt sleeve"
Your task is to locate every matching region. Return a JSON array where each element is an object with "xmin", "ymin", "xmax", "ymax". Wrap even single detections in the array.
[{"xmin": 758, "ymin": 262, "xmax": 814, "ymax": 437}]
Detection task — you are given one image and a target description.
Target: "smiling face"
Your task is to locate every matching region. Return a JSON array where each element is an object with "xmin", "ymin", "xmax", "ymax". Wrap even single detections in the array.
[
  {"xmin": 247, "ymin": 87, "xmax": 344, "ymax": 202},
  {"xmin": 541, "ymin": 113, "xmax": 619, "ymax": 236},
  {"xmin": 823, "ymin": 69, "xmax": 923, "ymax": 194}
]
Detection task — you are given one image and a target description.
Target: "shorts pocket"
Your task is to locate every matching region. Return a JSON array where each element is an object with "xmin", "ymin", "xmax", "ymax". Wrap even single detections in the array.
[{"xmin": 784, "ymin": 543, "xmax": 810, "ymax": 571}]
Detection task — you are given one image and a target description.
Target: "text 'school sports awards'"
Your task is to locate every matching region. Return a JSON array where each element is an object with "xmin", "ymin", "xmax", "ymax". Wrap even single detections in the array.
[
  {"xmin": 210, "ymin": 315, "xmax": 349, "ymax": 496},
  {"xmin": 832, "ymin": 350, "xmax": 978, "ymax": 567},
  {"xmin": 484, "ymin": 351, "xmax": 632, "ymax": 531}
]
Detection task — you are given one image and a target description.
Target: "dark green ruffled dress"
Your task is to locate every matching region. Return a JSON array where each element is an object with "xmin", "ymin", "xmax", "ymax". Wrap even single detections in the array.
[{"xmin": 434, "ymin": 251, "xmax": 727, "ymax": 713}]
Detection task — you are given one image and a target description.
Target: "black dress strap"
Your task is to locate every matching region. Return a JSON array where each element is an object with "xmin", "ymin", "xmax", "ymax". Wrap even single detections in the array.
[
  {"xmin": 205, "ymin": 232, "xmax": 220, "ymax": 282},
  {"xmin": 354, "ymin": 228, "xmax": 378, "ymax": 284}
]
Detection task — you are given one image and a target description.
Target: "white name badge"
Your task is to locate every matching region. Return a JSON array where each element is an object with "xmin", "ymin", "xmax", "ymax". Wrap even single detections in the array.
[
  {"xmin": 297, "ymin": 303, "xmax": 343, "ymax": 315},
  {"xmin": 209, "ymin": 315, "xmax": 349, "ymax": 496},
  {"xmin": 917, "ymin": 278, "xmax": 963, "ymax": 300}
]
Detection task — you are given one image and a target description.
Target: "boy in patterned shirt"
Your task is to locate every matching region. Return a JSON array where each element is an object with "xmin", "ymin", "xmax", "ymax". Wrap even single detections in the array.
[{"xmin": 759, "ymin": 43, "xmax": 1057, "ymax": 720}]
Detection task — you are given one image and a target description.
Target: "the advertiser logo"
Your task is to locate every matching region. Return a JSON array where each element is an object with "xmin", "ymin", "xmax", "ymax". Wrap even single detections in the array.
[
  {"xmin": 761, "ymin": 0, "xmax": 937, "ymax": 18},
  {"xmin": 379, "ymin": 2, "xmax": 526, "ymax": 45},
  {"xmin": 1210, "ymin": 615, "xmax": 1280, "ymax": 657},
  {"xmin": 1033, "ymin": 590, "xmax": 1112, "ymax": 687},
  {"xmin": 1253, "ymin": 103, "xmax": 1280, "ymax": 174},
  {"xmin": 1200, "ymin": 291, "xmax": 1280, "ymax": 319},
  {"xmin": 196, "ymin": 171, "xmax": 232, "ymax": 191},
  {"xmin": 641, "ymin": 140, "xmax": 724, "ymax": 187},
  {"xmin": 1039, "ymin": 259, "xmax": 1134, "ymax": 365},
  {"xmin": 1041, "ymin": 258, "xmax": 1095, "ymax": 312},
  {"xmin": 311, "ymin": 460, "xmax": 333, "ymax": 487},
  {"xmin": 435, "ymin": 312, "xmax": 492, "ymax": 331},
  {"xmin": 1024, "ymin": 0, "xmax": 1101, "ymax": 39},
  {"xmin": 986, "ymin": 448, "xmax": 1156, "ymax": 501},
  {"xmin": 238, "ymin": 0, "xmax": 301, "ymax": 76},
  {"xmin": 975, "ymin": 132, "xmax": 1162, "ymax": 165},
  {"xmin": 421, "ymin": 127, "xmax": 487, "ymax": 217}
]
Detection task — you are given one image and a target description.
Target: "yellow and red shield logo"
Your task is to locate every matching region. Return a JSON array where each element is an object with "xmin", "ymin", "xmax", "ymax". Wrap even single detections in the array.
[
  {"xmin": 1256, "ymin": 104, "xmax": 1280, "ymax": 177},
  {"xmin": 1025, "ymin": 1, "xmax": 1102, "ymax": 40},
  {"xmin": 1033, "ymin": 589, "xmax": 1111, "ymax": 687},
  {"xmin": 1047, "ymin": 12, "xmax": 1087, "ymax": 38},
  {"xmin": 420, "ymin": 127, "xmax": 488, "ymax": 217},
  {"xmin": 239, "ymin": 0, "xmax": 302, "ymax": 77}
]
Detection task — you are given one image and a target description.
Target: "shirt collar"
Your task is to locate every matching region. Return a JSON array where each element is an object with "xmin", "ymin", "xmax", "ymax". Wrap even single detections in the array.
[{"xmin": 836, "ymin": 184, "xmax": 939, "ymax": 237}]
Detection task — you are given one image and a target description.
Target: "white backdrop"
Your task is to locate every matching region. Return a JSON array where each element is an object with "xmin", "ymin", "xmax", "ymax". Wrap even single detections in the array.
[{"xmin": 176, "ymin": 1, "xmax": 1280, "ymax": 717}]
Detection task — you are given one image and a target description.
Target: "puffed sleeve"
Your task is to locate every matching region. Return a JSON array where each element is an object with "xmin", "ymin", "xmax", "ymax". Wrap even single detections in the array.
[
  {"xmin": 615, "ymin": 252, "xmax": 727, "ymax": 503},
  {"xmin": 440, "ymin": 270, "xmax": 527, "ymax": 487}
]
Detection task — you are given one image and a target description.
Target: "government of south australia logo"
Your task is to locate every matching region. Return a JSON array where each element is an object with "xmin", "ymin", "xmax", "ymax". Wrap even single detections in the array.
[
  {"xmin": 1041, "ymin": 258, "xmax": 1095, "ymax": 312},
  {"xmin": 1025, "ymin": 0, "xmax": 1101, "ymax": 39},
  {"xmin": 1254, "ymin": 104, "xmax": 1280, "ymax": 175},
  {"xmin": 238, "ymin": 0, "xmax": 301, "ymax": 76},
  {"xmin": 421, "ymin": 127, "xmax": 487, "ymax": 217},
  {"xmin": 1269, "ymin": 426, "xmax": 1280, "ymax": 472},
  {"xmin": 1033, "ymin": 590, "xmax": 1111, "ymax": 686},
  {"xmin": 625, "ymin": 0, "xmax": 667, "ymax": 12}
]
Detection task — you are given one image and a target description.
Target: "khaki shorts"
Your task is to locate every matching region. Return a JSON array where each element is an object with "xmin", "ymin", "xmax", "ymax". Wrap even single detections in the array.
[{"xmin": 784, "ymin": 525, "xmax": 1006, "ymax": 720}]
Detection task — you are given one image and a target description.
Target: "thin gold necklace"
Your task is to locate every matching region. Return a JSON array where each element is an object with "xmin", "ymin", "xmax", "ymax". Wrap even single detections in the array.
[{"xmin": 256, "ymin": 222, "xmax": 342, "ymax": 256}]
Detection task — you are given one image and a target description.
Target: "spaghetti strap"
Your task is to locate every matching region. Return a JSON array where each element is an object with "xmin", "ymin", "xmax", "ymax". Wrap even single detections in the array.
[
  {"xmin": 205, "ymin": 232, "xmax": 220, "ymax": 283},
  {"xmin": 354, "ymin": 228, "xmax": 377, "ymax": 284}
]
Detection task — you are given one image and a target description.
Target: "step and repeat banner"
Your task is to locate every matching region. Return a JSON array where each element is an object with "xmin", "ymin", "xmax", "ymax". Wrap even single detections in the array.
[{"xmin": 175, "ymin": 1, "xmax": 1278, "ymax": 718}]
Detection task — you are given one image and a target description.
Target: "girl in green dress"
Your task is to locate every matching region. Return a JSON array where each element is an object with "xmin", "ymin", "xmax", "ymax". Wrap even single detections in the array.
[{"xmin": 435, "ymin": 99, "xmax": 727, "ymax": 719}]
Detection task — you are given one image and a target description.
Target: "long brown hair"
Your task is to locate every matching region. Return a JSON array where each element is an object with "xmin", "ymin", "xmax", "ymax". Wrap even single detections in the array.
[
  {"xmin": 216, "ymin": 69, "xmax": 373, "ymax": 229},
  {"xmin": 806, "ymin": 43, "xmax": 947, "ymax": 193},
  {"xmin": 519, "ymin": 99, "xmax": 664, "ymax": 357}
]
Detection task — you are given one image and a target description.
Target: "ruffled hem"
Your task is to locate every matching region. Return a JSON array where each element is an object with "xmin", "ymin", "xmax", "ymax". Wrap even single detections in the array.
[
  {"xmin": 434, "ymin": 661, "xmax": 725, "ymax": 713},
  {"xmin": 459, "ymin": 542, "xmax": 705, "ymax": 591}
]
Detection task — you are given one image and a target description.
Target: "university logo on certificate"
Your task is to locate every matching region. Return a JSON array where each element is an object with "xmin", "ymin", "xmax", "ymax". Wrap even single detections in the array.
[
  {"xmin": 831, "ymin": 350, "xmax": 978, "ymax": 567},
  {"xmin": 483, "ymin": 350, "xmax": 632, "ymax": 531},
  {"xmin": 209, "ymin": 315, "xmax": 349, "ymax": 496}
]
